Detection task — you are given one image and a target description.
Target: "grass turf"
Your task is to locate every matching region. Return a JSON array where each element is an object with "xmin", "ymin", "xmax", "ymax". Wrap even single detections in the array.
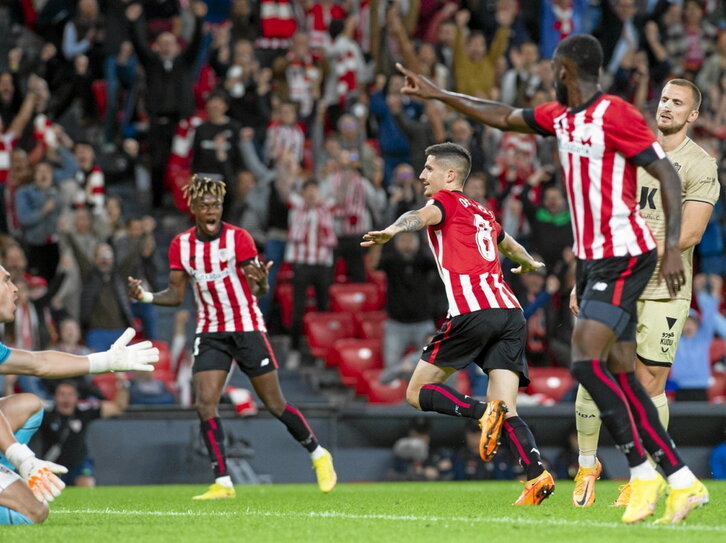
[{"xmin": 9, "ymin": 481, "xmax": 726, "ymax": 543}]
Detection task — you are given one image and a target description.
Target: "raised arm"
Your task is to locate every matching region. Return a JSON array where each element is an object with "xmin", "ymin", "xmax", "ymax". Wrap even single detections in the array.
[
  {"xmin": 361, "ymin": 204, "xmax": 442, "ymax": 247},
  {"xmin": 128, "ymin": 269, "xmax": 188, "ymax": 307},
  {"xmin": 642, "ymin": 157, "xmax": 684, "ymax": 296},
  {"xmin": 396, "ymin": 63, "xmax": 534, "ymax": 133}
]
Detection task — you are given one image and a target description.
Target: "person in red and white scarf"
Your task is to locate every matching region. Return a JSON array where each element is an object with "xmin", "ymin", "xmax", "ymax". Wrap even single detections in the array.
[
  {"xmin": 69, "ymin": 142, "xmax": 105, "ymax": 216},
  {"xmin": 322, "ymin": 14, "xmax": 367, "ymax": 111},
  {"xmin": 306, "ymin": 0, "xmax": 347, "ymax": 57},
  {"xmin": 272, "ymin": 32, "xmax": 325, "ymax": 123}
]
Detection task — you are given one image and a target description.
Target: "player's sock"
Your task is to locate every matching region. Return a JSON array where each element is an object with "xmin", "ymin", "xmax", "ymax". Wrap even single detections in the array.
[
  {"xmin": 575, "ymin": 385, "xmax": 601, "ymax": 465},
  {"xmin": 0, "ymin": 408, "xmax": 44, "ymax": 471},
  {"xmin": 310, "ymin": 445, "xmax": 326, "ymax": 460},
  {"xmin": 667, "ymin": 466, "xmax": 697, "ymax": 489},
  {"xmin": 0, "ymin": 506, "xmax": 32, "ymax": 524},
  {"xmin": 651, "ymin": 392, "xmax": 669, "ymax": 429},
  {"xmin": 631, "ymin": 460, "xmax": 658, "ymax": 480},
  {"xmin": 200, "ymin": 417, "xmax": 228, "ymax": 478},
  {"xmin": 418, "ymin": 384, "xmax": 486, "ymax": 419},
  {"xmin": 215, "ymin": 475, "xmax": 233, "ymax": 489},
  {"xmin": 276, "ymin": 404, "xmax": 319, "ymax": 452},
  {"xmin": 615, "ymin": 372, "xmax": 685, "ymax": 477},
  {"xmin": 571, "ymin": 360, "xmax": 647, "ymax": 467},
  {"xmin": 503, "ymin": 416, "xmax": 545, "ymax": 480}
]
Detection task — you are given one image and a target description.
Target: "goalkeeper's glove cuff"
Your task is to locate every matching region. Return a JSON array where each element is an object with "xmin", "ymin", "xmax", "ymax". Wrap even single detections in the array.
[
  {"xmin": 88, "ymin": 351, "xmax": 111, "ymax": 374},
  {"xmin": 139, "ymin": 290, "xmax": 154, "ymax": 303},
  {"xmin": 5, "ymin": 443, "xmax": 34, "ymax": 470}
]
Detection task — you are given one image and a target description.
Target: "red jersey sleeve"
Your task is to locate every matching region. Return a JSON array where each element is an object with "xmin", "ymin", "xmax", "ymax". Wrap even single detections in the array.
[
  {"xmin": 168, "ymin": 235, "xmax": 183, "ymax": 271},
  {"xmin": 522, "ymin": 101, "xmax": 564, "ymax": 136},
  {"xmin": 429, "ymin": 190, "xmax": 460, "ymax": 229},
  {"xmin": 234, "ymin": 227, "xmax": 258, "ymax": 263},
  {"xmin": 605, "ymin": 98, "xmax": 666, "ymax": 166}
]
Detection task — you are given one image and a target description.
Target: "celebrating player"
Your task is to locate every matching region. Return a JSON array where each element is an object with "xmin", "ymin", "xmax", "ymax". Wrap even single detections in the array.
[
  {"xmin": 362, "ymin": 142, "xmax": 555, "ymax": 506},
  {"xmin": 572, "ymin": 79, "xmax": 719, "ymax": 510},
  {"xmin": 128, "ymin": 175, "xmax": 336, "ymax": 499},
  {"xmin": 395, "ymin": 34, "xmax": 706, "ymax": 524},
  {"xmin": 0, "ymin": 265, "xmax": 159, "ymax": 524}
]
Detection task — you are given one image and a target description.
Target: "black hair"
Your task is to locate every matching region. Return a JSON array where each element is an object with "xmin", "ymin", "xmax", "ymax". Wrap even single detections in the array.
[
  {"xmin": 424, "ymin": 142, "xmax": 472, "ymax": 183},
  {"xmin": 553, "ymin": 34, "xmax": 603, "ymax": 83}
]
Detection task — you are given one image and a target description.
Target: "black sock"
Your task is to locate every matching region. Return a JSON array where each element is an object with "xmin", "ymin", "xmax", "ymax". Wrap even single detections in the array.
[
  {"xmin": 615, "ymin": 372, "xmax": 685, "ymax": 476},
  {"xmin": 277, "ymin": 404, "xmax": 319, "ymax": 452},
  {"xmin": 503, "ymin": 416, "xmax": 545, "ymax": 480},
  {"xmin": 571, "ymin": 360, "xmax": 647, "ymax": 468},
  {"xmin": 418, "ymin": 384, "xmax": 486, "ymax": 419},
  {"xmin": 200, "ymin": 417, "xmax": 227, "ymax": 478}
]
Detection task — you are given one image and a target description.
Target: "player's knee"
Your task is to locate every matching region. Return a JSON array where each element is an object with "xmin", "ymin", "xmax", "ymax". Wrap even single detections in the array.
[
  {"xmin": 263, "ymin": 398, "xmax": 286, "ymax": 417},
  {"xmin": 405, "ymin": 384, "xmax": 421, "ymax": 410},
  {"xmin": 193, "ymin": 398, "xmax": 217, "ymax": 418}
]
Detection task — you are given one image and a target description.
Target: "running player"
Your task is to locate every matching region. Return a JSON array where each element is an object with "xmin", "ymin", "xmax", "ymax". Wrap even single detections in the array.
[
  {"xmin": 572, "ymin": 79, "xmax": 719, "ymax": 510},
  {"xmin": 0, "ymin": 264, "xmax": 159, "ymax": 524},
  {"xmin": 362, "ymin": 142, "xmax": 555, "ymax": 506},
  {"xmin": 128, "ymin": 175, "xmax": 336, "ymax": 499},
  {"xmin": 395, "ymin": 34, "xmax": 706, "ymax": 524}
]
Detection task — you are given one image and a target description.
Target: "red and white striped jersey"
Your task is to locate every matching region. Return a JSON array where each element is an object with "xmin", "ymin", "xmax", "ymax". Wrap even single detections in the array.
[
  {"xmin": 75, "ymin": 166, "xmax": 105, "ymax": 215},
  {"xmin": 524, "ymin": 93, "xmax": 661, "ymax": 260},
  {"xmin": 0, "ymin": 131, "xmax": 17, "ymax": 184},
  {"xmin": 306, "ymin": 2, "xmax": 346, "ymax": 52},
  {"xmin": 427, "ymin": 190, "xmax": 521, "ymax": 317},
  {"xmin": 284, "ymin": 194, "xmax": 337, "ymax": 266},
  {"xmin": 169, "ymin": 223, "xmax": 266, "ymax": 334}
]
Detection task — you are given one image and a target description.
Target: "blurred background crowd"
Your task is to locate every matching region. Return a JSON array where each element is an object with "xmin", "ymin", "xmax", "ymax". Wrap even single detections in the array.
[{"xmin": 0, "ymin": 0, "xmax": 724, "ymax": 414}]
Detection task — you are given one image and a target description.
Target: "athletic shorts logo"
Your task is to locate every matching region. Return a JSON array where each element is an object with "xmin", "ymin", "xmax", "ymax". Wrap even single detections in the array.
[
  {"xmin": 260, "ymin": 357, "xmax": 270, "ymax": 367},
  {"xmin": 593, "ymin": 282, "xmax": 608, "ymax": 291}
]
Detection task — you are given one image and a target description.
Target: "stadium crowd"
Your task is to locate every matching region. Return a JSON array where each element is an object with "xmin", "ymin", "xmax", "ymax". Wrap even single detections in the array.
[{"xmin": 0, "ymin": 0, "xmax": 724, "ymax": 410}]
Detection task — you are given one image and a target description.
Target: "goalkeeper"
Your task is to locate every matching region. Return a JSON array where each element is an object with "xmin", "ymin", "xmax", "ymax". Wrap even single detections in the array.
[{"xmin": 0, "ymin": 265, "xmax": 159, "ymax": 525}]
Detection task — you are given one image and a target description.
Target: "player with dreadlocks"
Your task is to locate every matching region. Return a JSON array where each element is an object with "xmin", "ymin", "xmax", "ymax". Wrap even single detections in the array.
[{"xmin": 128, "ymin": 175, "xmax": 337, "ymax": 498}]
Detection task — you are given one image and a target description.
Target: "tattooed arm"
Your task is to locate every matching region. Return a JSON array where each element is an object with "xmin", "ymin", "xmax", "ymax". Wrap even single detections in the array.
[{"xmin": 360, "ymin": 205, "xmax": 442, "ymax": 247}]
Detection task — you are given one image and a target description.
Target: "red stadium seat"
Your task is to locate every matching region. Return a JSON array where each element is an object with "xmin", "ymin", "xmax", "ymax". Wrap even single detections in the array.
[
  {"xmin": 708, "ymin": 372, "xmax": 726, "ymax": 403},
  {"xmin": 329, "ymin": 338, "xmax": 383, "ymax": 390},
  {"xmin": 362, "ymin": 369, "xmax": 407, "ymax": 404},
  {"xmin": 303, "ymin": 311, "xmax": 356, "ymax": 361},
  {"xmin": 91, "ymin": 373, "xmax": 118, "ymax": 401},
  {"xmin": 527, "ymin": 367, "xmax": 575, "ymax": 402},
  {"xmin": 329, "ymin": 283, "xmax": 383, "ymax": 313},
  {"xmin": 710, "ymin": 337, "xmax": 726, "ymax": 365},
  {"xmin": 275, "ymin": 283, "xmax": 316, "ymax": 330},
  {"xmin": 355, "ymin": 311, "xmax": 387, "ymax": 340},
  {"xmin": 366, "ymin": 269, "xmax": 387, "ymax": 308},
  {"xmin": 91, "ymin": 80, "xmax": 107, "ymax": 118}
]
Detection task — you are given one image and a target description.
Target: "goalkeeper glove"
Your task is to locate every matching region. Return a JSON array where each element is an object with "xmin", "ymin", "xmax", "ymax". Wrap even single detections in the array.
[
  {"xmin": 5, "ymin": 443, "xmax": 67, "ymax": 503},
  {"xmin": 88, "ymin": 327, "xmax": 160, "ymax": 373}
]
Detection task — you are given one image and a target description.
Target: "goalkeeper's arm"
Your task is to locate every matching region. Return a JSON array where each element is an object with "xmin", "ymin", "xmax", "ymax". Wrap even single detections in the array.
[{"xmin": 0, "ymin": 328, "xmax": 159, "ymax": 377}]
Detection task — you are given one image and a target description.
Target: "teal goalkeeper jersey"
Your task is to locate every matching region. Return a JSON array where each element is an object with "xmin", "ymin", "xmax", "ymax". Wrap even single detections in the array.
[{"xmin": 0, "ymin": 341, "xmax": 9, "ymax": 364}]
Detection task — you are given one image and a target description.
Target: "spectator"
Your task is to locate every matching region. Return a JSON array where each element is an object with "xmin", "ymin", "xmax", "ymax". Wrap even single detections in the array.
[
  {"xmin": 191, "ymin": 90, "xmax": 245, "ymax": 194},
  {"xmin": 284, "ymin": 177, "xmax": 337, "ymax": 367},
  {"xmin": 15, "ymin": 161, "xmax": 63, "ymax": 281},
  {"xmin": 377, "ymin": 232, "xmax": 438, "ymax": 374},
  {"xmin": 711, "ymin": 433, "xmax": 726, "ymax": 479},
  {"xmin": 263, "ymin": 100, "xmax": 305, "ymax": 166},
  {"xmin": 46, "ymin": 318, "xmax": 104, "ymax": 401},
  {"xmin": 387, "ymin": 417, "xmax": 454, "ymax": 481},
  {"xmin": 129, "ymin": 372, "xmax": 176, "ymax": 405},
  {"xmin": 389, "ymin": 95, "xmax": 446, "ymax": 174},
  {"xmin": 126, "ymin": 0, "xmax": 206, "ymax": 208},
  {"xmin": 500, "ymin": 41, "xmax": 542, "ymax": 107},
  {"xmin": 37, "ymin": 377, "xmax": 130, "ymax": 487},
  {"xmin": 453, "ymin": 418, "xmax": 524, "ymax": 481},
  {"xmin": 385, "ymin": 163, "xmax": 425, "ymax": 226},
  {"xmin": 670, "ymin": 274, "xmax": 722, "ymax": 401},
  {"xmin": 538, "ymin": 0, "xmax": 590, "ymax": 59},
  {"xmin": 67, "ymin": 141, "xmax": 105, "ymax": 216},
  {"xmin": 664, "ymin": 0, "xmax": 718, "ymax": 78}
]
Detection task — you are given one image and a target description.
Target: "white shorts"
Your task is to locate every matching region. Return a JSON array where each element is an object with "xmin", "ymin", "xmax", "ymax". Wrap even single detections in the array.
[{"xmin": 0, "ymin": 464, "xmax": 21, "ymax": 491}]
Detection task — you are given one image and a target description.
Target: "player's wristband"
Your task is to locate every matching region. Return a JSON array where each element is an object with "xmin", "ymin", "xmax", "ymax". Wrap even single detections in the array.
[
  {"xmin": 5, "ymin": 443, "xmax": 34, "ymax": 469},
  {"xmin": 139, "ymin": 290, "xmax": 154, "ymax": 303}
]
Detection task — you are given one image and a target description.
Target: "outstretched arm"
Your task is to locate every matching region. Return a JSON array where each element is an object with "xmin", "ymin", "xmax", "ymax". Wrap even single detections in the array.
[
  {"xmin": 361, "ymin": 204, "xmax": 442, "ymax": 247},
  {"xmin": 498, "ymin": 233, "xmax": 545, "ymax": 274},
  {"xmin": 396, "ymin": 63, "xmax": 535, "ymax": 133},
  {"xmin": 128, "ymin": 269, "xmax": 188, "ymax": 306}
]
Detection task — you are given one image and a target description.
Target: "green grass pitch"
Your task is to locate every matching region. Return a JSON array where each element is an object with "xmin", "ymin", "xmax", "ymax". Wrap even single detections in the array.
[{"xmin": 9, "ymin": 481, "xmax": 726, "ymax": 543}]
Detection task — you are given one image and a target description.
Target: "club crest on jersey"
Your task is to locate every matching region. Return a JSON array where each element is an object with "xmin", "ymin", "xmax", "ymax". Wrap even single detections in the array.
[{"xmin": 218, "ymin": 248, "xmax": 230, "ymax": 261}]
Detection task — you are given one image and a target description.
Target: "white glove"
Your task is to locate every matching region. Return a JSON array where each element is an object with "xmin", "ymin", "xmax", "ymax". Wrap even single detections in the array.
[
  {"xmin": 5, "ymin": 443, "xmax": 67, "ymax": 503},
  {"xmin": 88, "ymin": 328, "xmax": 160, "ymax": 373}
]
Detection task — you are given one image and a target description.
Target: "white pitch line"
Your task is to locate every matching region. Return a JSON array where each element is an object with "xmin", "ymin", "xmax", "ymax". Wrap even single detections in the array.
[{"xmin": 52, "ymin": 508, "xmax": 726, "ymax": 533}]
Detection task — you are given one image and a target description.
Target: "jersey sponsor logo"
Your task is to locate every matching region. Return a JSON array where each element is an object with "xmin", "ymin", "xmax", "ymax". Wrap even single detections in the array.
[
  {"xmin": 559, "ymin": 139, "xmax": 605, "ymax": 159},
  {"xmin": 666, "ymin": 317, "xmax": 677, "ymax": 330},
  {"xmin": 639, "ymin": 186, "xmax": 658, "ymax": 210},
  {"xmin": 218, "ymin": 248, "xmax": 230, "ymax": 262},
  {"xmin": 189, "ymin": 268, "xmax": 233, "ymax": 283},
  {"xmin": 592, "ymin": 282, "xmax": 608, "ymax": 292}
]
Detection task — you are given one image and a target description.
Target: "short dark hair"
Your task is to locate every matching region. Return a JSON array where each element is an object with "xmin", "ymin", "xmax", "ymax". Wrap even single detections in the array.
[
  {"xmin": 302, "ymin": 178, "xmax": 319, "ymax": 191},
  {"xmin": 665, "ymin": 78, "xmax": 702, "ymax": 111},
  {"xmin": 554, "ymin": 35, "xmax": 603, "ymax": 83},
  {"xmin": 424, "ymin": 142, "xmax": 472, "ymax": 183}
]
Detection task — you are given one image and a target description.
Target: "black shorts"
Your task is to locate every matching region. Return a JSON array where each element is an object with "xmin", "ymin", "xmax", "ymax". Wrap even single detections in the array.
[
  {"xmin": 192, "ymin": 331, "xmax": 279, "ymax": 377},
  {"xmin": 420, "ymin": 309, "xmax": 529, "ymax": 387},
  {"xmin": 575, "ymin": 250, "xmax": 657, "ymax": 341}
]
